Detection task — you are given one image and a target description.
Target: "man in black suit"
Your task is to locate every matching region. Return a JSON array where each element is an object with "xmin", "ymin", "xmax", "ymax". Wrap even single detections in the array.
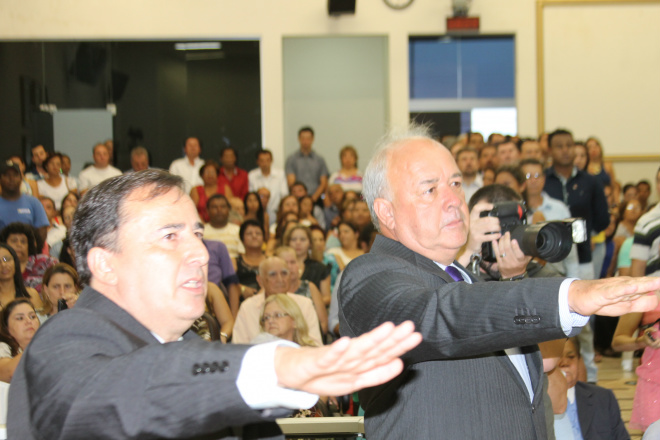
[
  {"xmin": 338, "ymin": 125, "xmax": 659, "ymax": 439},
  {"xmin": 8, "ymin": 169, "xmax": 421, "ymax": 439}
]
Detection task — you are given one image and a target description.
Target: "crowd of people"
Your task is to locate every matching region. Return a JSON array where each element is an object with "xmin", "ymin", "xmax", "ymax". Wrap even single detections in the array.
[{"xmin": 1, "ymin": 124, "xmax": 659, "ymax": 439}]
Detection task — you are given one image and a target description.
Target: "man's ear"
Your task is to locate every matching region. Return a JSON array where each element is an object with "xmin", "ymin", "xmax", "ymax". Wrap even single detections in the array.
[
  {"xmin": 256, "ymin": 275, "xmax": 265, "ymax": 291},
  {"xmin": 87, "ymin": 247, "xmax": 118, "ymax": 286},
  {"xmin": 373, "ymin": 198, "xmax": 394, "ymax": 231}
]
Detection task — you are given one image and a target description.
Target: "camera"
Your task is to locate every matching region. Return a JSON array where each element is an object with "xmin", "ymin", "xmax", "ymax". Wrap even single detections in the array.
[{"xmin": 479, "ymin": 201, "xmax": 587, "ymax": 263}]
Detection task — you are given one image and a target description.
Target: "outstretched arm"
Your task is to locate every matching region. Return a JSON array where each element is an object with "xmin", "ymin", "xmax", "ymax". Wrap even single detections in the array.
[{"xmin": 567, "ymin": 276, "xmax": 660, "ymax": 317}]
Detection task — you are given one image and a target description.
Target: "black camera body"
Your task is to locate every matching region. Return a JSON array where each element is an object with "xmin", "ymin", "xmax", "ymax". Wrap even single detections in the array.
[{"xmin": 479, "ymin": 201, "xmax": 587, "ymax": 263}]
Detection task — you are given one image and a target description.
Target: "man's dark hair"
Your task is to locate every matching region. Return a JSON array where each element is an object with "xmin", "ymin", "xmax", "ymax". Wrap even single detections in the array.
[
  {"xmin": 622, "ymin": 183, "xmax": 636, "ymax": 194},
  {"xmin": 239, "ymin": 219, "xmax": 265, "ymax": 243},
  {"xmin": 456, "ymin": 146, "xmax": 478, "ymax": 161},
  {"xmin": 519, "ymin": 158, "xmax": 544, "ymax": 168},
  {"xmin": 206, "ymin": 193, "xmax": 229, "ymax": 212},
  {"xmin": 184, "ymin": 136, "xmax": 203, "ymax": 149},
  {"xmin": 0, "ymin": 244, "xmax": 31, "ymax": 301},
  {"xmin": 468, "ymin": 184, "xmax": 523, "ymax": 211},
  {"xmin": 220, "ymin": 146, "xmax": 238, "ymax": 159},
  {"xmin": 291, "ymin": 181, "xmax": 308, "ymax": 194},
  {"xmin": 637, "ymin": 180, "xmax": 651, "ymax": 189},
  {"xmin": 547, "ymin": 128, "xmax": 573, "ymax": 148},
  {"xmin": 71, "ymin": 169, "xmax": 184, "ymax": 285},
  {"xmin": 478, "ymin": 144, "xmax": 496, "ymax": 159},
  {"xmin": 0, "ymin": 222, "xmax": 38, "ymax": 257},
  {"xmin": 256, "ymin": 149, "xmax": 273, "ymax": 160},
  {"xmin": 199, "ymin": 160, "xmax": 220, "ymax": 179},
  {"xmin": 495, "ymin": 165, "xmax": 525, "ymax": 186},
  {"xmin": 42, "ymin": 152, "xmax": 62, "ymax": 171},
  {"xmin": 298, "ymin": 126, "xmax": 314, "ymax": 137},
  {"xmin": 495, "ymin": 140, "xmax": 520, "ymax": 152}
]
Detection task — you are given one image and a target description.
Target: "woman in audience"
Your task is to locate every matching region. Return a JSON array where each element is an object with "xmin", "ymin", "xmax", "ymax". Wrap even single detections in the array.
[
  {"xmin": 586, "ymin": 137, "xmax": 615, "ymax": 187},
  {"xmin": 298, "ymin": 195, "xmax": 318, "ymax": 227},
  {"xmin": 275, "ymin": 246, "xmax": 328, "ymax": 334},
  {"xmin": 612, "ymin": 304, "xmax": 660, "ymax": 432},
  {"xmin": 573, "ymin": 141, "xmax": 589, "ymax": 172},
  {"xmin": 267, "ymin": 211, "xmax": 299, "ymax": 256},
  {"xmin": 61, "ymin": 192, "xmax": 79, "ymax": 212},
  {"xmin": 0, "ymin": 222, "xmax": 58, "ymax": 293},
  {"xmin": 36, "ymin": 153, "xmax": 78, "ymax": 210},
  {"xmin": 205, "ymin": 282, "xmax": 234, "ymax": 343},
  {"xmin": 0, "ymin": 298, "xmax": 40, "ymax": 383},
  {"xmin": 257, "ymin": 293, "xmax": 319, "ymax": 346},
  {"xmin": 615, "ymin": 199, "xmax": 642, "ymax": 239},
  {"xmin": 7, "ymin": 155, "xmax": 38, "ymax": 197},
  {"xmin": 269, "ymin": 194, "xmax": 300, "ymax": 238},
  {"xmin": 40, "ymin": 263, "xmax": 80, "ymax": 320},
  {"xmin": 325, "ymin": 221, "xmax": 364, "ymax": 272},
  {"xmin": 243, "ymin": 192, "xmax": 269, "ymax": 241},
  {"xmin": 284, "ymin": 225, "xmax": 331, "ymax": 306},
  {"xmin": 0, "ymin": 244, "xmax": 43, "ymax": 312},
  {"xmin": 309, "ymin": 225, "xmax": 340, "ymax": 289},
  {"xmin": 328, "ymin": 145, "xmax": 363, "ymax": 194},
  {"xmin": 236, "ymin": 219, "xmax": 266, "ymax": 298},
  {"xmin": 352, "ymin": 200, "xmax": 372, "ymax": 232},
  {"xmin": 190, "ymin": 160, "xmax": 233, "ymax": 223},
  {"xmin": 494, "ymin": 166, "xmax": 526, "ymax": 195}
]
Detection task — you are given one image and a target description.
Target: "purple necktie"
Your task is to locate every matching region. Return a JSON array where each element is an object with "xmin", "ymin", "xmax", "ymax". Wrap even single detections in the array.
[{"xmin": 444, "ymin": 265, "xmax": 465, "ymax": 282}]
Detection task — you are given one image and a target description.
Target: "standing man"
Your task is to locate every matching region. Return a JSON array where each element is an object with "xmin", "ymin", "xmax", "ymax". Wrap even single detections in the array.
[
  {"xmin": 78, "ymin": 143, "xmax": 123, "ymax": 194},
  {"xmin": 169, "ymin": 136, "xmax": 204, "ymax": 194},
  {"xmin": 8, "ymin": 169, "xmax": 421, "ymax": 440},
  {"xmin": 285, "ymin": 127, "xmax": 329, "ymax": 205},
  {"xmin": 496, "ymin": 139, "xmax": 521, "ymax": 166},
  {"xmin": 0, "ymin": 160, "xmax": 49, "ymax": 241},
  {"xmin": 218, "ymin": 146, "xmax": 249, "ymax": 200},
  {"xmin": 456, "ymin": 146, "xmax": 482, "ymax": 204},
  {"xmin": 26, "ymin": 144, "xmax": 48, "ymax": 181},
  {"xmin": 338, "ymin": 125, "xmax": 660, "ymax": 440},
  {"xmin": 630, "ymin": 167, "xmax": 660, "ymax": 277},
  {"xmin": 249, "ymin": 149, "xmax": 289, "ymax": 225}
]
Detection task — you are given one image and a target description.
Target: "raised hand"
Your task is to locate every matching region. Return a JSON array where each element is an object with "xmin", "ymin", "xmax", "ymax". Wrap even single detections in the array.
[{"xmin": 568, "ymin": 277, "xmax": 660, "ymax": 317}]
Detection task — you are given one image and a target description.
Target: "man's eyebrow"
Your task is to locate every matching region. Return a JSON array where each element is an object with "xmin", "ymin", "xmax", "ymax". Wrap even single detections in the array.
[
  {"xmin": 418, "ymin": 178, "xmax": 439, "ymax": 186},
  {"xmin": 451, "ymin": 172, "xmax": 462, "ymax": 179},
  {"xmin": 194, "ymin": 221, "xmax": 204, "ymax": 231},
  {"xmin": 158, "ymin": 223, "xmax": 185, "ymax": 232}
]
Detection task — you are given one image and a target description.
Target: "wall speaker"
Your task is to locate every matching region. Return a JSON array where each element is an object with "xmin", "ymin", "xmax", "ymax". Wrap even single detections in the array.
[{"xmin": 328, "ymin": 0, "xmax": 356, "ymax": 15}]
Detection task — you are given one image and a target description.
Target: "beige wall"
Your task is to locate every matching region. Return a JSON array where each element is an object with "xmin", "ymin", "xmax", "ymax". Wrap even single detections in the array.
[{"xmin": 2, "ymin": 0, "xmax": 658, "ymax": 198}]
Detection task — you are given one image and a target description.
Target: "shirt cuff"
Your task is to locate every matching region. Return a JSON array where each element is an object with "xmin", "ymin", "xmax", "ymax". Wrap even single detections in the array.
[
  {"xmin": 558, "ymin": 278, "xmax": 590, "ymax": 335},
  {"xmin": 237, "ymin": 341, "xmax": 319, "ymax": 410}
]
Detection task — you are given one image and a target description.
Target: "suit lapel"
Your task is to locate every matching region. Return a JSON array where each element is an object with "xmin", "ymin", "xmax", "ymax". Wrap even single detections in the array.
[{"xmin": 576, "ymin": 382, "xmax": 594, "ymax": 436}]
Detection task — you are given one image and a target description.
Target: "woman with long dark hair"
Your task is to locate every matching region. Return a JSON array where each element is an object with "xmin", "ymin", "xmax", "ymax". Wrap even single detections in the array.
[
  {"xmin": 0, "ymin": 298, "xmax": 40, "ymax": 382},
  {"xmin": 0, "ymin": 244, "xmax": 43, "ymax": 312},
  {"xmin": 243, "ymin": 192, "xmax": 269, "ymax": 241}
]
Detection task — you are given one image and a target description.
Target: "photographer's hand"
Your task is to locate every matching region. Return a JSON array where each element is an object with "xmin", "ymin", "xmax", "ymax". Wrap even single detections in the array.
[
  {"xmin": 492, "ymin": 232, "xmax": 531, "ymax": 279},
  {"xmin": 457, "ymin": 202, "xmax": 502, "ymax": 267}
]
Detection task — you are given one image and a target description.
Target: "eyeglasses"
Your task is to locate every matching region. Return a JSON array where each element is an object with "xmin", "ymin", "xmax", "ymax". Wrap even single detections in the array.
[
  {"xmin": 525, "ymin": 172, "xmax": 542, "ymax": 180},
  {"xmin": 261, "ymin": 312, "xmax": 290, "ymax": 323},
  {"xmin": 0, "ymin": 255, "xmax": 13, "ymax": 264}
]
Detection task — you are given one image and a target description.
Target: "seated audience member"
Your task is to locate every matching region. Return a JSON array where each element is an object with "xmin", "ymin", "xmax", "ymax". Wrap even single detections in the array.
[
  {"xmin": 254, "ymin": 294, "xmax": 319, "ymax": 347},
  {"xmin": 284, "ymin": 225, "xmax": 331, "ymax": 306},
  {"xmin": 236, "ymin": 220, "xmax": 266, "ymax": 299},
  {"xmin": 39, "ymin": 196, "xmax": 67, "ymax": 252},
  {"xmin": 267, "ymin": 210, "xmax": 299, "ymax": 256},
  {"xmin": 7, "ymin": 155, "xmax": 38, "ymax": 197},
  {"xmin": 0, "ymin": 298, "xmax": 40, "ymax": 383},
  {"xmin": 203, "ymin": 194, "xmax": 244, "ymax": 260},
  {"xmin": 0, "ymin": 161, "xmax": 49, "ymax": 240},
  {"xmin": 248, "ymin": 149, "xmax": 289, "ymax": 225},
  {"xmin": 616, "ymin": 199, "xmax": 643, "ymax": 239},
  {"xmin": 1, "ymin": 223, "xmax": 58, "ymax": 293},
  {"xmin": 40, "ymin": 263, "xmax": 80, "ymax": 320},
  {"xmin": 59, "ymin": 154, "xmax": 77, "ymax": 186},
  {"xmin": 573, "ymin": 141, "xmax": 589, "ymax": 172},
  {"xmin": 520, "ymin": 139, "xmax": 544, "ymax": 162},
  {"xmin": 51, "ymin": 204, "xmax": 77, "ymax": 259},
  {"xmin": 328, "ymin": 145, "xmax": 363, "ymax": 194},
  {"xmin": 190, "ymin": 160, "xmax": 233, "ymax": 223},
  {"xmin": 275, "ymin": 246, "xmax": 327, "ymax": 334},
  {"xmin": 128, "ymin": 146, "xmax": 150, "ymax": 173},
  {"xmin": 169, "ymin": 136, "xmax": 204, "ymax": 194},
  {"xmin": 621, "ymin": 183, "xmax": 637, "ymax": 206},
  {"xmin": 290, "ymin": 181, "xmax": 326, "ymax": 229},
  {"xmin": 36, "ymin": 153, "xmax": 77, "ymax": 210},
  {"xmin": 612, "ymin": 305, "xmax": 660, "ymax": 432},
  {"xmin": 57, "ymin": 237, "xmax": 76, "ymax": 269},
  {"xmin": 352, "ymin": 200, "xmax": 372, "ymax": 232},
  {"xmin": 204, "ymin": 239, "xmax": 241, "ymax": 319},
  {"xmin": 77, "ymin": 143, "xmax": 122, "ymax": 194},
  {"xmin": 232, "ymin": 257, "xmax": 322, "ymax": 345},
  {"xmin": 228, "ymin": 196, "xmax": 245, "ymax": 226},
  {"xmin": 298, "ymin": 195, "xmax": 319, "ymax": 227},
  {"xmin": 309, "ymin": 225, "xmax": 340, "ymax": 291},
  {"xmin": 324, "ymin": 184, "xmax": 344, "ymax": 231},
  {"xmin": 553, "ymin": 338, "xmax": 628, "ymax": 439},
  {"xmin": 494, "ymin": 165, "xmax": 526, "ymax": 195},
  {"xmin": 218, "ymin": 147, "xmax": 248, "ymax": 200},
  {"xmin": 60, "ymin": 192, "xmax": 79, "ymax": 214},
  {"xmin": 0, "ymin": 244, "xmax": 43, "ymax": 312},
  {"xmin": 478, "ymin": 144, "xmax": 498, "ymax": 172},
  {"xmin": 25, "ymin": 144, "xmax": 47, "ymax": 181},
  {"xmin": 204, "ymin": 282, "xmax": 234, "ymax": 343},
  {"xmin": 324, "ymin": 221, "xmax": 363, "ymax": 272},
  {"xmin": 495, "ymin": 139, "xmax": 521, "ymax": 166},
  {"xmin": 243, "ymin": 192, "xmax": 269, "ymax": 241},
  {"xmin": 482, "ymin": 166, "xmax": 496, "ymax": 186},
  {"xmin": 269, "ymin": 194, "xmax": 299, "ymax": 238}
]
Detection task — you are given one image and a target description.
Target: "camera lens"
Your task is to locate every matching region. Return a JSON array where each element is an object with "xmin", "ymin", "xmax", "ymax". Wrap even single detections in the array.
[{"xmin": 511, "ymin": 222, "xmax": 573, "ymax": 263}]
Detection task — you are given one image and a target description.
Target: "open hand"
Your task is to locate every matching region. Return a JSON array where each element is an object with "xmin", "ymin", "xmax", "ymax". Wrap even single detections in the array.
[{"xmin": 568, "ymin": 277, "xmax": 660, "ymax": 317}]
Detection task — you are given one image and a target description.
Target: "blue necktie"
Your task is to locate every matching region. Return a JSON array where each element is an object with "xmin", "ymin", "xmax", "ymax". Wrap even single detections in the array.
[{"xmin": 445, "ymin": 265, "xmax": 465, "ymax": 282}]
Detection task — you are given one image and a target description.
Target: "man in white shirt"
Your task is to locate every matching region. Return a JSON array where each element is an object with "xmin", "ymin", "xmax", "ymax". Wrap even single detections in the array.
[
  {"xmin": 78, "ymin": 143, "xmax": 122, "ymax": 194},
  {"xmin": 456, "ymin": 146, "xmax": 483, "ymax": 205},
  {"xmin": 248, "ymin": 149, "xmax": 289, "ymax": 225},
  {"xmin": 232, "ymin": 256, "xmax": 322, "ymax": 345},
  {"xmin": 203, "ymin": 194, "xmax": 244, "ymax": 259},
  {"xmin": 168, "ymin": 136, "xmax": 204, "ymax": 194}
]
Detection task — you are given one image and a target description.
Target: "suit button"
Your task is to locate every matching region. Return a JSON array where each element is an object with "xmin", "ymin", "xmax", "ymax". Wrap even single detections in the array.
[
  {"xmin": 203, "ymin": 362, "xmax": 211, "ymax": 373},
  {"xmin": 531, "ymin": 316, "xmax": 540, "ymax": 324},
  {"xmin": 219, "ymin": 361, "xmax": 229, "ymax": 372},
  {"xmin": 514, "ymin": 317, "xmax": 524, "ymax": 324},
  {"xmin": 531, "ymin": 404, "xmax": 536, "ymax": 413},
  {"xmin": 192, "ymin": 363, "xmax": 203, "ymax": 375}
]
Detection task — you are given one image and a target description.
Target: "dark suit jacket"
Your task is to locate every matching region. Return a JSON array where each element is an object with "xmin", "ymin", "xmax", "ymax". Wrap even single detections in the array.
[
  {"xmin": 8, "ymin": 287, "xmax": 288, "ymax": 440},
  {"xmin": 338, "ymin": 235, "xmax": 579, "ymax": 440},
  {"xmin": 575, "ymin": 381, "xmax": 630, "ymax": 440}
]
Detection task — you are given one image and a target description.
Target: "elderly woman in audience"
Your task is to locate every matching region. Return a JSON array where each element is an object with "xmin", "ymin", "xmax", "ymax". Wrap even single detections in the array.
[
  {"xmin": 325, "ymin": 221, "xmax": 364, "ymax": 272},
  {"xmin": 275, "ymin": 246, "xmax": 327, "ymax": 334},
  {"xmin": 190, "ymin": 160, "xmax": 233, "ymax": 223},
  {"xmin": 284, "ymin": 225, "xmax": 331, "ymax": 306},
  {"xmin": 0, "ymin": 244, "xmax": 43, "ymax": 312},
  {"xmin": 328, "ymin": 145, "xmax": 363, "ymax": 194},
  {"xmin": 0, "ymin": 298, "xmax": 40, "ymax": 383},
  {"xmin": 255, "ymin": 293, "xmax": 319, "ymax": 347},
  {"xmin": 0, "ymin": 222, "xmax": 58, "ymax": 293},
  {"xmin": 39, "ymin": 263, "xmax": 80, "ymax": 320},
  {"xmin": 236, "ymin": 219, "xmax": 266, "ymax": 298},
  {"xmin": 36, "ymin": 153, "xmax": 78, "ymax": 210},
  {"xmin": 243, "ymin": 192, "xmax": 269, "ymax": 241},
  {"xmin": 586, "ymin": 137, "xmax": 615, "ymax": 187}
]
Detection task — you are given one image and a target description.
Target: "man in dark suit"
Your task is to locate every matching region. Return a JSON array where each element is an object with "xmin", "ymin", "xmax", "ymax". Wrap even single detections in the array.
[
  {"xmin": 8, "ymin": 169, "xmax": 422, "ymax": 439},
  {"xmin": 338, "ymin": 125, "xmax": 660, "ymax": 439}
]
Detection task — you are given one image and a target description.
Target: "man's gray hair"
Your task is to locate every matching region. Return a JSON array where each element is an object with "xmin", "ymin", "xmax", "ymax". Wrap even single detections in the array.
[{"xmin": 363, "ymin": 123, "xmax": 438, "ymax": 231}]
